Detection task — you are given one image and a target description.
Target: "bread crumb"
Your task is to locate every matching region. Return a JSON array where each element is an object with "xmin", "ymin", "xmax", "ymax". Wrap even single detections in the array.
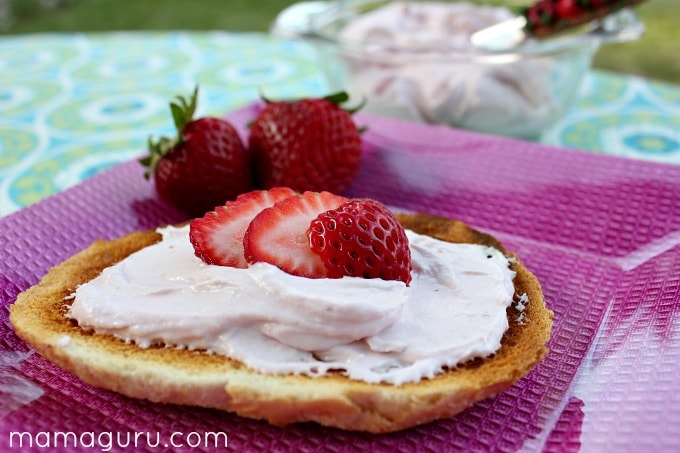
[
  {"xmin": 56, "ymin": 335, "xmax": 71, "ymax": 348},
  {"xmin": 514, "ymin": 293, "xmax": 529, "ymax": 324}
]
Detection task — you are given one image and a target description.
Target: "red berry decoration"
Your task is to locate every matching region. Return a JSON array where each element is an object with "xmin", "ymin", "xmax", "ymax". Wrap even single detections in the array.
[
  {"xmin": 141, "ymin": 87, "xmax": 254, "ymax": 217},
  {"xmin": 308, "ymin": 198, "xmax": 412, "ymax": 285},
  {"xmin": 189, "ymin": 187, "xmax": 297, "ymax": 268},
  {"xmin": 524, "ymin": 0, "xmax": 645, "ymax": 37},
  {"xmin": 555, "ymin": 0, "xmax": 584, "ymax": 19},
  {"xmin": 243, "ymin": 191, "xmax": 348, "ymax": 278},
  {"xmin": 248, "ymin": 92, "xmax": 363, "ymax": 194},
  {"xmin": 524, "ymin": 0, "xmax": 557, "ymax": 34}
]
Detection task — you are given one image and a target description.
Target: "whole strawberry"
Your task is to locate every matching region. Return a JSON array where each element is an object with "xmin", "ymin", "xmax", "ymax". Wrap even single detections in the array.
[
  {"xmin": 524, "ymin": 0, "xmax": 645, "ymax": 36},
  {"xmin": 248, "ymin": 92, "xmax": 362, "ymax": 194},
  {"xmin": 524, "ymin": 0, "xmax": 558, "ymax": 34},
  {"xmin": 555, "ymin": 0, "xmax": 584, "ymax": 19},
  {"xmin": 141, "ymin": 87, "xmax": 253, "ymax": 217},
  {"xmin": 308, "ymin": 198, "xmax": 412, "ymax": 285}
]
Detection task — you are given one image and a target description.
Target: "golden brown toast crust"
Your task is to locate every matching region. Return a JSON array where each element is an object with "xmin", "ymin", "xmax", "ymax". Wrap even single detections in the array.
[{"xmin": 10, "ymin": 213, "xmax": 552, "ymax": 433}]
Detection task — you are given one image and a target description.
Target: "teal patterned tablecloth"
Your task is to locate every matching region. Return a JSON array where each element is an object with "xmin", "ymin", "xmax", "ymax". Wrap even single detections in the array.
[{"xmin": 1, "ymin": 31, "xmax": 679, "ymax": 217}]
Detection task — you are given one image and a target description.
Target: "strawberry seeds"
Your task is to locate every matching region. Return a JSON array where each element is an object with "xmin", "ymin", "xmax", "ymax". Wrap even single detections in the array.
[
  {"xmin": 190, "ymin": 189, "xmax": 413, "ymax": 286},
  {"xmin": 144, "ymin": 88, "xmax": 410, "ymax": 284}
]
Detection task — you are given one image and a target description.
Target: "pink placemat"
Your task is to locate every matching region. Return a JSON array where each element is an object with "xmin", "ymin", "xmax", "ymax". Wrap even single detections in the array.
[{"xmin": 2, "ymin": 104, "xmax": 679, "ymax": 452}]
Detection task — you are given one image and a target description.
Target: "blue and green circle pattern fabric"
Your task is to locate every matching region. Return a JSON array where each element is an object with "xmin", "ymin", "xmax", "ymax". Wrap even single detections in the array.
[
  {"xmin": 542, "ymin": 72, "xmax": 680, "ymax": 162},
  {"xmin": 1, "ymin": 32, "xmax": 679, "ymax": 217}
]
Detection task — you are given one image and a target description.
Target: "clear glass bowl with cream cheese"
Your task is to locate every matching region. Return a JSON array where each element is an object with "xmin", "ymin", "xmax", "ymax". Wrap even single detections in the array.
[{"xmin": 272, "ymin": 0, "xmax": 644, "ymax": 139}]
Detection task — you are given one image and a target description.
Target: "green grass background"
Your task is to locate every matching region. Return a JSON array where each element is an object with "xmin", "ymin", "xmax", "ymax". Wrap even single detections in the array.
[{"xmin": 2, "ymin": 0, "xmax": 678, "ymax": 84}]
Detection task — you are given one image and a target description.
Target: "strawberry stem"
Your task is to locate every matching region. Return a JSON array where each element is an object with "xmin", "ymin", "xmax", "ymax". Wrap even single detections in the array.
[
  {"xmin": 322, "ymin": 91, "xmax": 367, "ymax": 114},
  {"xmin": 323, "ymin": 91, "xmax": 350, "ymax": 105},
  {"xmin": 141, "ymin": 86, "xmax": 199, "ymax": 179},
  {"xmin": 171, "ymin": 86, "xmax": 198, "ymax": 145},
  {"xmin": 344, "ymin": 96, "xmax": 367, "ymax": 115}
]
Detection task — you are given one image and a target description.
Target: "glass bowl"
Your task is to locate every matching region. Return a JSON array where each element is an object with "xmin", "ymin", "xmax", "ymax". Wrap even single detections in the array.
[{"xmin": 273, "ymin": 0, "xmax": 644, "ymax": 139}]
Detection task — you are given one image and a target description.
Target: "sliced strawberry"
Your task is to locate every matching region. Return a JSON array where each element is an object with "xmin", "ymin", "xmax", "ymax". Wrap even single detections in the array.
[
  {"xmin": 244, "ymin": 191, "xmax": 348, "ymax": 277},
  {"xmin": 189, "ymin": 187, "xmax": 297, "ymax": 268},
  {"xmin": 308, "ymin": 198, "xmax": 412, "ymax": 285}
]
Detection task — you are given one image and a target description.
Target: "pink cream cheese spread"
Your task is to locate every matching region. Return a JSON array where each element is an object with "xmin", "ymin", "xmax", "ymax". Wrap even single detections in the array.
[
  {"xmin": 68, "ymin": 225, "xmax": 516, "ymax": 385},
  {"xmin": 336, "ymin": 2, "xmax": 558, "ymax": 137}
]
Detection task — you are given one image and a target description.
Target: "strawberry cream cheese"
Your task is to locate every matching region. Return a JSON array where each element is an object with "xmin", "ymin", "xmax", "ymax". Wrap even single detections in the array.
[
  {"xmin": 68, "ymin": 225, "xmax": 516, "ymax": 385},
  {"xmin": 337, "ymin": 2, "xmax": 558, "ymax": 137}
]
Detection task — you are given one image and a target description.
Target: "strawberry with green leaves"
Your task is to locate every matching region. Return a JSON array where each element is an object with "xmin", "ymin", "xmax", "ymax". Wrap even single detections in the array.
[
  {"xmin": 248, "ymin": 92, "xmax": 363, "ymax": 194},
  {"xmin": 142, "ymin": 87, "xmax": 253, "ymax": 217}
]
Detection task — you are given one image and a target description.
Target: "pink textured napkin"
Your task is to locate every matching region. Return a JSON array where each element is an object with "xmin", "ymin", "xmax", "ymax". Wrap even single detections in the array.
[{"xmin": 1, "ymin": 104, "xmax": 679, "ymax": 452}]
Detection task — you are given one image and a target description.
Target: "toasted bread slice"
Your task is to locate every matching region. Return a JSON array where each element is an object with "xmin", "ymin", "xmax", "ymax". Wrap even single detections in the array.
[{"xmin": 10, "ymin": 213, "xmax": 552, "ymax": 433}]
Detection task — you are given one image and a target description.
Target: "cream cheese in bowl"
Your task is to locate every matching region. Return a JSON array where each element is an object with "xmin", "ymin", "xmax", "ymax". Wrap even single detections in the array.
[
  {"xmin": 335, "ymin": 2, "xmax": 554, "ymax": 129},
  {"xmin": 273, "ymin": 0, "xmax": 643, "ymax": 138}
]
